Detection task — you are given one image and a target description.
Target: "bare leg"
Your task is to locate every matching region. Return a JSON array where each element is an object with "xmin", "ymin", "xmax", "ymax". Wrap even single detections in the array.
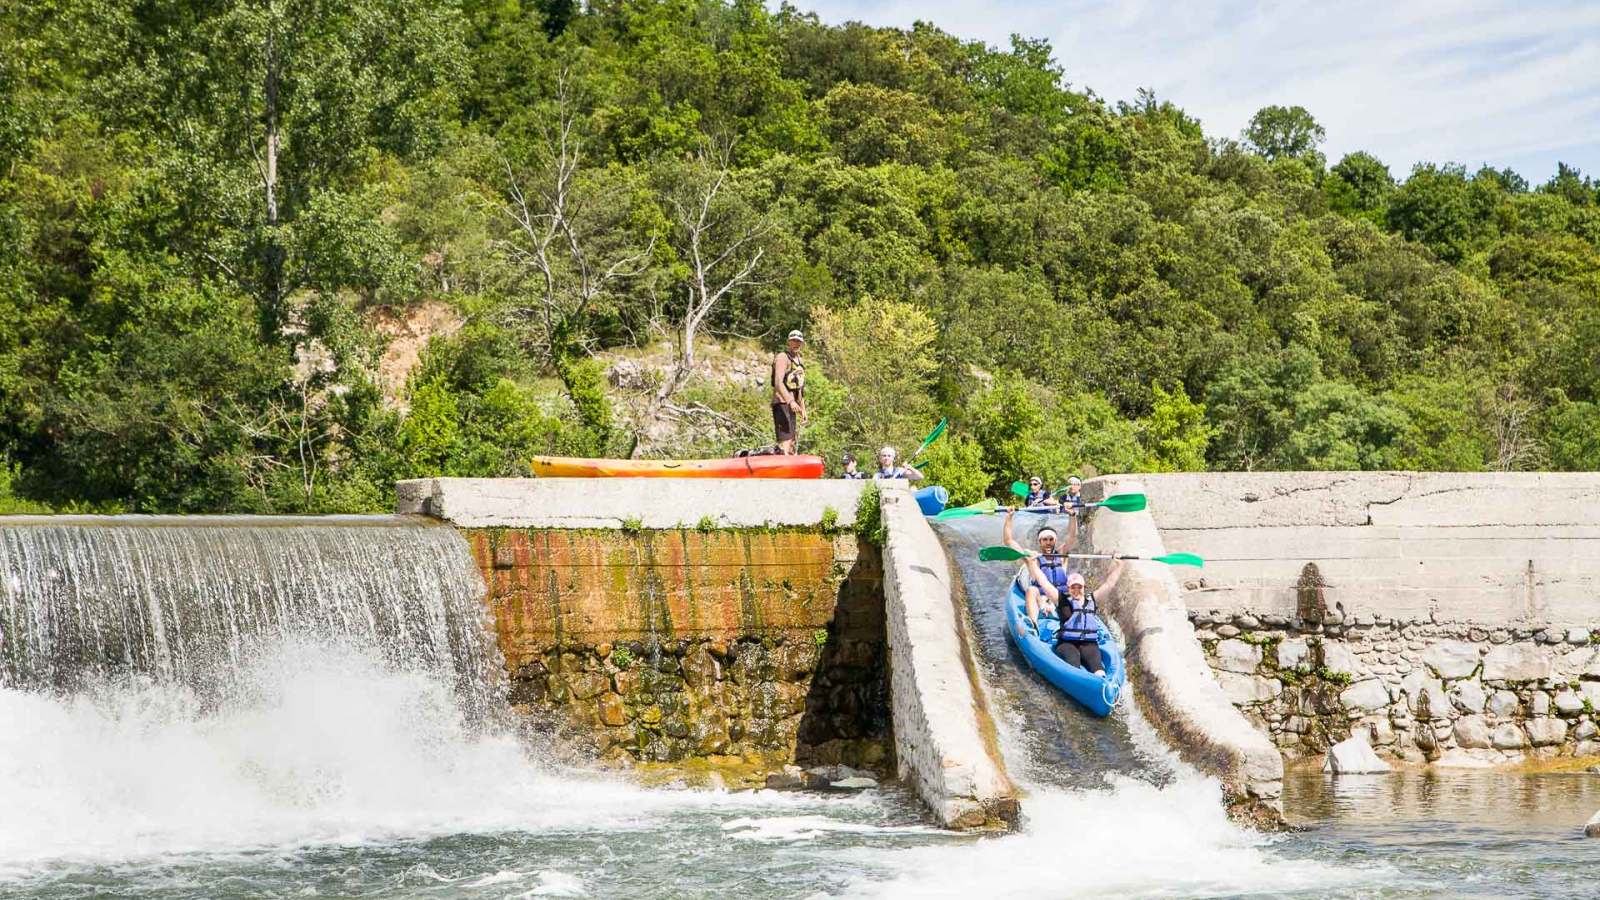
[{"xmin": 1025, "ymin": 585, "xmax": 1042, "ymax": 624}]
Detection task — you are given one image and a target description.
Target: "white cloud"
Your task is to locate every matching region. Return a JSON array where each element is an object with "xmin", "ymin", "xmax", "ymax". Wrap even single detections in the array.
[{"xmin": 802, "ymin": 0, "xmax": 1600, "ymax": 183}]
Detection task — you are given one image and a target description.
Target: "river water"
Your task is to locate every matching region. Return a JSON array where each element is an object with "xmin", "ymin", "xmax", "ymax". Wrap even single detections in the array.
[{"xmin": 2, "ymin": 517, "xmax": 1598, "ymax": 898}]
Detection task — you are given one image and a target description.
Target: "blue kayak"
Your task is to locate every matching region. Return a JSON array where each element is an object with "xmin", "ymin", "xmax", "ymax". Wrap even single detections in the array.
[
  {"xmin": 914, "ymin": 485, "xmax": 949, "ymax": 516},
  {"xmin": 1003, "ymin": 579, "xmax": 1126, "ymax": 716}
]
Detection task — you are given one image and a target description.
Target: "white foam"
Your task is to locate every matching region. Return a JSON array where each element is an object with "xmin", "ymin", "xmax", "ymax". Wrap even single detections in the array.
[
  {"xmin": 0, "ymin": 640, "xmax": 822, "ymax": 878},
  {"xmin": 722, "ymin": 815, "xmax": 941, "ymax": 842}
]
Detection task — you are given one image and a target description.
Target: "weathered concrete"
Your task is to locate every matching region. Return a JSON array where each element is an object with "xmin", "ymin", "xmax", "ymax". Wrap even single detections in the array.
[
  {"xmin": 1150, "ymin": 473, "xmax": 1600, "ymax": 768},
  {"xmin": 1080, "ymin": 476, "xmax": 1284, "ymax": 814},
  {"xmin": 397, "ymin": 477, "xmax": 867, "ymax": 530},
  {"xmin": 878, "ymin": 485, "xmax": 1019, "ymax": 829},
  {"xmin": 1141, "ymin": 472, "xmax": 1600, "ymax": 625}
]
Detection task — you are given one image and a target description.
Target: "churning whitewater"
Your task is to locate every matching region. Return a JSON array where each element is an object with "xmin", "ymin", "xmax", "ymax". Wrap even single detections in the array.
[{"xmin": 0, "ymin": 514, "xmax": 1381, "ymax": 900}]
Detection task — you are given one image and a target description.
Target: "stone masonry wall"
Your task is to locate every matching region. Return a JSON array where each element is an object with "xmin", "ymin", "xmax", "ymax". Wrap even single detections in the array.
[
  {"xmin": 1193, "ymin": 610, "xmax": 1600, "ymax": 765},
  {"xmin": 464, "ymin": 526, "xmax": 889, "ymax": 770}
]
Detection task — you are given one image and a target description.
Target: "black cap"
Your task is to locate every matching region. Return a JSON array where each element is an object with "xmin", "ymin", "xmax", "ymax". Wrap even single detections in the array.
[{"xmin": 841, "ymin": 452, "xmax": 855, "ymax": 463}]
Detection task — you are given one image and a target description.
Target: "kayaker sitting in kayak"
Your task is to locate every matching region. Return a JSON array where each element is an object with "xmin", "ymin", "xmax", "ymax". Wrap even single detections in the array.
[
  {"xmin": 1058, "ymin": 475, "xmax": 1086, "ymax": 512},
  {"xmin": 1022, "ymin": 477, "xmax": 1052, "ymax": 508},
  {"xmin": 1004, "ymin": 507, "xmax": 1078, "ymax": 626},
  {"xmin": 1020, "ymin": 554, "xmax": 1127, "ymax": 675},
  {"xmin": 840, "ymin": 452, "xmax": 867, "ymax": 479},
  {"xmin": 872, "ymin": 446, "xmax": 923, "ymax": 481}
]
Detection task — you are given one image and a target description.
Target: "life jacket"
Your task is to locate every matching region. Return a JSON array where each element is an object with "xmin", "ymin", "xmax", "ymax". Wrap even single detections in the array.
[
  {"xmin": 841, "ymin": 471, "xmax": 867, "ymax": 480},
  {"xmin": 1036, "ymin": 557, "xmax": 1071, "ymax": 595},
  {"xmin": 771, "ymin": 351, "xmax": 804, "ymax": 400},
  {"xmin": 876, "ymin": 467, "xmax": 908, "ymax": 479},
  {"xmin": 1057, "ymin": 590, "xmax": 1101, "ymax": 643},
  {"xmin": 1024, "ymin": 489, "xmax": 1050, "ymax": 507}
]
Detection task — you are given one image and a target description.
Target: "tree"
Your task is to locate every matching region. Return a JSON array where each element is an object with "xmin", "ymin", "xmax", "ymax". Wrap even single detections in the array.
[
  {"xmin": 653, "ymin": 141, "xmax": 771, "ymax": 407},
  {"xmin": 1243, "ymin": 105, "xmax": 1325, "ymax": 162},
  {"xmin": 78, "ymin": 0, "xmax": 470, "ymax": 338},
  {"xmin": 1142, "ymin": 382, "xmax": 1214, "ymax": 472},
  {"xmin": 496, "ymin": 72, "xmax": 655, "ymax": 425},
  {"xmin": 1325, "ymin": 151, "xmax": 1394, "ymax": 221}
]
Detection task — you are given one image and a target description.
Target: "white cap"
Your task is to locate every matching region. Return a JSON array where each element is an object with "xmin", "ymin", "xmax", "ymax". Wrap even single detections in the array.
[
  {"xmin": 878, "ymin": 446, "xmax": 896, "ymax": 458},
  {"xmin": 787, "ymin": 329, "xmax": 805, "ymax": 342}
]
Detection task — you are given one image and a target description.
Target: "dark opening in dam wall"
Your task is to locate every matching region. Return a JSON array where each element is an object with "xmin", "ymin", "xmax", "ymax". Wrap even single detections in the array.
[{"xmin": 464, "ymin": 526, "xmax": 891, "ymax": 771}]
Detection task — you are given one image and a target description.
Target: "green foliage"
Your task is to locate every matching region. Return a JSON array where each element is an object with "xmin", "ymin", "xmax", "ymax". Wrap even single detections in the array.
[
  {"xmin": 620, "ymin": 515, "xmax": 643, "ymax": 533},
  {"xmin": 1142, "ymin": 382, "xmax": 1214, "ymax": 472},
  {"xmin": 696, "ymin": 514, "xmax": 719, "ymax": 533},
  {"xmin": 5, "ymin": 1, "xmax": 1600, "ymax": 514},
  {"xmin": 1243, "ymin": 105, "xmax": 1326, "ymax": 163},
  {"xmin": 813, "ymin": 627, "xmax": 828, "ymax": 646},
  {"xmin": 855, "ymin": 486, "xmax": 885, "ymax": 547},
  {"xmin": 0, "ymin": 463, "xmax": 52, "ymax": 514},
  {"xmin": 609, "ymin": 645, "xmax": 634, "ymax": 670},
  {"xmin": 819, "ymin": 506, "xmax": 839, "ymax": 532},
  {"xmin": 1315, "ymin": 667, "xmax": 1354, "ymax": 686}
]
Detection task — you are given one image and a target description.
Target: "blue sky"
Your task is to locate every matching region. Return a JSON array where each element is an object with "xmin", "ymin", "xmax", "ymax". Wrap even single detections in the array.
[{"xmin": 804, "ymin": 0, "xmax": 1600, "ymax": 185}]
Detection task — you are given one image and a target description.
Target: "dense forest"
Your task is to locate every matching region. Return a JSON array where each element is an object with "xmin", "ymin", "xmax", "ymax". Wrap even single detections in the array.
[{"xmin": 2, "ymin": 0, "xmax": 1598, "ymax": 514}]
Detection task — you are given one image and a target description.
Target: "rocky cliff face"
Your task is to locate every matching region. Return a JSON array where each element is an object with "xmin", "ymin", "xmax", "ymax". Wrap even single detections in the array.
[{"xmin": 463, "ymin": 527, "xmax": 890, "ymax": 771}]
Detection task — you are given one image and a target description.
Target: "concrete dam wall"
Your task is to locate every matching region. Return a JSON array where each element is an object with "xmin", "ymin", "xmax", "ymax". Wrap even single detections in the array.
[
  {"xmin": 397, "ymin": 477, "xmax": 1020, "ymax": 830},
  {"xmin": 1136, "ymin": 472, "xmax": 1600, "ymax": 767}
]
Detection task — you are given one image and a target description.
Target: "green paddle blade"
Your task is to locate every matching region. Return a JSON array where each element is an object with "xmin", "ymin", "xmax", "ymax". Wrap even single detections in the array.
[
  {"xmin": 933, "ymin": 497, "xmax": 997, "ymax": 521},
  {"xmin": 908, "ymin": 418, "xmax": 947, "ymax": 461},
  {"xmin": 1010, "ymin": 481, "xmax": 1028, "ymax": 498},
  {"xmin": 978, "ymin": 545, "xmax": 1028, "ymax": 562},
  {"xmin": 1097, "ymin": 492, "xmax": 1146, "ymax": 512},
  {"xmin": 1151, "ymin": 552, "xmax": 1204, "ymax": 567}
]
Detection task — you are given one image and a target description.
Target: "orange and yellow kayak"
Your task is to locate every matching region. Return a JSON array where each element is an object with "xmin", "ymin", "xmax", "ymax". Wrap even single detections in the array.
[{"xmin": 529, "ymin": 455, "xmax": 825, "ymax": 479}]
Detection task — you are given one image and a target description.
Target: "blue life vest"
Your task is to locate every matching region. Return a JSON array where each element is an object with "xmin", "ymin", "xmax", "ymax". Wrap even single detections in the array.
[
  {"xmin": 1057, "ymin": 590, "xmax": 1100, "ymax": 643},
  {"xmin": 1024, "ymin": 489, "xmax": 1050, "ymax": 507},
  {"xmin": 876, "ymin": 467, "xmax": 909, "ymax": 479},
  {"xmin": 841, "ymin": 471, "xmax": 867, "ymax": 479},
  {"xmin": 1036, "ymin": 557, "xmax": 1071, "ymax": 594}
]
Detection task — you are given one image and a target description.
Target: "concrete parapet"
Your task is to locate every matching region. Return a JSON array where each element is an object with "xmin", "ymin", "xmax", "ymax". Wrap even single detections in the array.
[
  {"xmin": 878, "ymin": 486, "xmax": 1019, "ymax": 829},
  {"xmin": 1139, "ymin": 472, "xmax": 1600, "ymax": 626},
  {"xmin": 1082, "ymin": 476, "xmax": 1284, "ymax": 814},
  {"xmin": 397, "ymin": 477, "xmax": 868, "ymax": 530}
]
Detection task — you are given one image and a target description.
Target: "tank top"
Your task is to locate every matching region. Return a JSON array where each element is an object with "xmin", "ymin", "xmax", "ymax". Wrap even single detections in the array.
[{"xmin": 771, "ymin": 351, "xmax": 804, "ymax": 403}]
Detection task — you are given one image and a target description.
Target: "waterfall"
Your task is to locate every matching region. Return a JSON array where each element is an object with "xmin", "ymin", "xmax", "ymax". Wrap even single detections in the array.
[{"xmin": 0, "ymin": 515, "xmax": 497, "ymax": 713}]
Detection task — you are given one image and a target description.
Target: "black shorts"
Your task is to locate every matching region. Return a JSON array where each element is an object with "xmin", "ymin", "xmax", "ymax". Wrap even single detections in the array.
[{"xmin": 772, "ymin": 402, "xmax": 797, "ymax": 441}]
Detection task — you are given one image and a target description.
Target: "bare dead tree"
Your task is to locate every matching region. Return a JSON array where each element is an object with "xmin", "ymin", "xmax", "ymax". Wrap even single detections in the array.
[
  {"xmin": 1488, "ymin": 383, "xmax": 1545, "ymax": 472},
  {"xmin": 652, "ymin": 140, "xmax": 771, "ymax": 406},
  {"xmin": 495, "ymin": 71, "xmax": 655, "ymax": 363}
]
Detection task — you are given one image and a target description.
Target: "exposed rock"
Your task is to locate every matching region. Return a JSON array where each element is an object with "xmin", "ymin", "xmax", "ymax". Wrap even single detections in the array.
[
  {"xmin": 1215, "ymin": 639, "xmax": 1264, "ymax": 674},
  {"xmin": 1555, "ymin": 690, "xmax": 1586, "ymax": 716},
  {"xmin": 1363, "ymin": 715, "xmax": 1396, "ymax": 746},
  {"xmin": 1560, "ymin": 647, "xmax": 1600, "ymax": 679},
  {"xmin": 1216, "ymin": 670, "xmax": 1282, "ymax": 703},
  {"xmin": 1492, "ymin": 723, "xmax": 1529, "ymax": 750},
  {"xmin": 1278, "ymin": 638, "xmax": 1311, "ymax": 670},
  {"xmin": 1235, "ymin": 614, "xmax": 1262, "ymax": 629},
  {"xmin": 1587, "ymin": 810, "xmax": 1600, "ymax": 838},
  {"xmin": 1576, "ymin": 721, "xmax": 1598, "ymax": 741},
  {"xmin": 1452, "ymin": 715, "xmax": 1493, "ymax": 749},
  {"xmin": 765, "ymin": 765, "xmax": 806, "ymax": 789},
  {"xmin": 1216, "ymin": 625, "xmax": 1240, "ymax": 638},
  {"xmin": 1340, "ymin": 679, "xmax": 1391, "ymax": 712},
  {"xmin": 1401, "ymin": 670, "xmax": 1449, "ymax": 719},
  {"xmin": 1323, "ymin": 735, "xmax": 1391, "ymax": 774},
  {"xmin": 1482, "ymin": 645, "xmax": 1552, "ymax": 681},
  {"xmin": 1487, "ymin": 690, "xmax": 1520, "ymax": 718},
  {"xmin": 1422, "ymin": 641, "xmax": 1481, "ymax": 679},
  {"xmin": 1526, "ymin": 717, "xmax": 1568, "ymax": 747},
  {"xmin": 1568, "ymin": 628, "xmax": 1592, "ymax": 646},
  {"xmin": 1532, "ymin": 692, "xmax": 1551, "ymax": 717},
  {"xmin": 829, "ymin": 776, "xmax": 879, "ymax": 790},
  {"xmin": 1321, "ymin": 640, "xmax": 1359, "ymax": 674},
  {"xmin": 599, "ymin": 693, "xmax": 629, "ymax": 726},
  {"xmin": 1452, "ymin": 680, "xmax": 1487, "ymax": 714},
  {"xmin": 1580, "ymin": 742, "xmax": 1600, "ymax": 758}
]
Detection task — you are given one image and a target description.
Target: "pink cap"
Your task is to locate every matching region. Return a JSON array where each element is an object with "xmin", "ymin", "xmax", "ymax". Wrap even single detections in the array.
[{"xmin": 1066, "ymin": 573, "xmax": 1086, "ymax": 587}]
